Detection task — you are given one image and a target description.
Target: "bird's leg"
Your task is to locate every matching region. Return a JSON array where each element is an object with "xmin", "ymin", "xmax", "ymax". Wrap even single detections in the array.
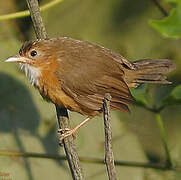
[{"xmin": 58, "ymin": 117, "xmax": 91, "ymax": 143}]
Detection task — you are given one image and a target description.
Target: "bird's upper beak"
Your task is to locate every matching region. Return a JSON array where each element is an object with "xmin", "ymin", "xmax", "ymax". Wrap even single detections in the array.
[{"xmin": 5, "ymin": 55, "xmax": 29, "ymax": 63}]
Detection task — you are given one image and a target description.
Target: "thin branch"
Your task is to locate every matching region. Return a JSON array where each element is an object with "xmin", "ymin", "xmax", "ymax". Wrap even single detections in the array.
[
  {"xmin": 103, "ymin": 94, "xmax": 117, "ymax": 180},
  {"xmin": 0, "ymin": 150, "xmax": 180, "ymax": 171},
  {"xmin": 56, "ymin": 107, "xmax": 84, "ymax": 180},
  {"xmin": 0, "ymin": 0, "xmax": 64, "ymax": 21},
  {"xmin": 155, "ymin": 113, "xmax": 174, "ymax": 168},
  {"xmin": 151, "ymin": 0, "xmax": 168, "ymax": 16},
  {"xmin": 25, "ymin": 0, "xmax": 84, "ymax": 179},
  {"xmin": 26, "ymin": 0, "xmax": 48, "ymax": 39}
]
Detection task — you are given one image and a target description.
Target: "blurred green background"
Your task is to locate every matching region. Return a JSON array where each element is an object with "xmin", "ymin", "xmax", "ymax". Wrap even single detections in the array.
[{"xmin": 0, "ymin": 0, "xmax": 181, "ymax": 179}]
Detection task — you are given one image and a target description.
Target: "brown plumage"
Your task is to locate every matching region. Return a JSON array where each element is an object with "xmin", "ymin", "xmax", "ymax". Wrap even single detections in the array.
[
  {"xmin": 6, "ymin": 37, "xmax": 176, "ymax": 117},
  {"xmin": 5, "ymin": 37, "xmax": 176, "ymax": 139}
]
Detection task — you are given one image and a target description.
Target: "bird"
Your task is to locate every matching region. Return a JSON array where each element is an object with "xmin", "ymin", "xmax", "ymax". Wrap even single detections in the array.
[{"xmin": 5, "ymin": 37, "xmax": 176, "ymax": 140}]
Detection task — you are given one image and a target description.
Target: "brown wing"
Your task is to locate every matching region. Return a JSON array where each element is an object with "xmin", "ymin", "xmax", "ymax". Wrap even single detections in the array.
[{"xmin": 55, "ymin": 37, "xmax": 134, "ymax": 115}]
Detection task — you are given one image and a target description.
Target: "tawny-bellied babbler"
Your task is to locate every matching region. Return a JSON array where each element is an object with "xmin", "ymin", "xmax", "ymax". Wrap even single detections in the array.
[{"xmin": 5, "ymin": 37, "xmax": 176, "ymax": 140}]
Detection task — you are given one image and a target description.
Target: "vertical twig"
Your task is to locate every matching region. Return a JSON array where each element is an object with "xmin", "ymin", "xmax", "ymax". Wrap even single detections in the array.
[
  {"xmin": 151, "ymin": 0, "xmax": 168, "ymax": 16},
  {"xmin": 25, "ymin": 0, "xmax": 84, "ymax": 179},
  {"xmin": 56, "ymin": 107, "xmax": 84, "ymax": 179},
  {"xmin": 155, "ymin": 113, "xmax": 174, "ymax": 168},
  {"xmin": 103, "ymin": 93, "xmax": 117, "ymax": 180},
  {"xmin": 26, "ymin": 0, "xmax": 48, "ymax": 39}
]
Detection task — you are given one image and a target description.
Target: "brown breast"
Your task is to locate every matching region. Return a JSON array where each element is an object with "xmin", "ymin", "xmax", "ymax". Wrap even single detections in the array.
[{"xmin": 36, "ymin": 60, "xmax": 82, "ymax": 113}]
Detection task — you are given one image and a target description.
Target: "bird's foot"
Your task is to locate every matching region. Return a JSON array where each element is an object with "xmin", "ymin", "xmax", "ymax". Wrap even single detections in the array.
[
  {"xmin": 57, "ymin": 117, "xmax": 91, "ymax": 144},
  {"xmin": 58, "ymin": 128, "xmax": 77, "ymax": 144}
]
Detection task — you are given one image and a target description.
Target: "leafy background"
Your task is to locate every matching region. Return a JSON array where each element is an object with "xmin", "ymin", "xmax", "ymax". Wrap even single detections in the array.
[{"xmin": 0, "ymin": 0, "xmax": 181, "ymax": 179}]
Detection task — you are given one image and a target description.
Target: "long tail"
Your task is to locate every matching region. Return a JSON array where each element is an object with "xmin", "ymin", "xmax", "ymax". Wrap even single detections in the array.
[{"xmin": 124, "ymin": 59, "xmax": 176, "ymax": 88}]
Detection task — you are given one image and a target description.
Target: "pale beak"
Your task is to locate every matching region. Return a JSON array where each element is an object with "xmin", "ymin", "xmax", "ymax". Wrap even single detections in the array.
[{"xmin": 5, "ymin": 55, "xmax": 29, "ymax": 63}]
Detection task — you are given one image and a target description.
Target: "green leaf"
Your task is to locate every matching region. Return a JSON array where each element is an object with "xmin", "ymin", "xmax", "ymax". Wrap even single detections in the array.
[
  {"xmin": 170, "ymin": 85, "xmax": 181, "ymax": 99},
  {"xmin": 163, "ymin": 85, "xmax": 181, "ymax": 105},
  {"xmin": 150, "ymin": 8, "xmax": 181, "ymax": 38},
  {"xmin": 131, "ymin": 85, "xmax": 148, "ymax": 107},
  {"xmin": 164, "ymin": 0, "xmax": 181, "ymax": 7}
]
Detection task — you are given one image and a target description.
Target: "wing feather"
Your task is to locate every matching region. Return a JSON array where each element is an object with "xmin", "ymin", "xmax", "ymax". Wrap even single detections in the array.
[{"xmin": 55, "ymin": 38, "xmax": 134, "ymax": 114}]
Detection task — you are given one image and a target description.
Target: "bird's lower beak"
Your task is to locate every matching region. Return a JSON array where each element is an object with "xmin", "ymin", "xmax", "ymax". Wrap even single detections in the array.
[{"xmin": 5, "ymin": 55, "xmax": 29, "ymax": 63}]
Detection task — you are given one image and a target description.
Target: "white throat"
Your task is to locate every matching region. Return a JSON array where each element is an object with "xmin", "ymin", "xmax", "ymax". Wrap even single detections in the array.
[{"xmin": 20, "ymin": 64, "xmax": 41, "ymax": 86}]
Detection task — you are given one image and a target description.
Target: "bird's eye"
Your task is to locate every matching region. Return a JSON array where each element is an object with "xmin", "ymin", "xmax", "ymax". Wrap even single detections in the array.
[
  {"xmin": 19, "ymin": 49, "xmax": 22, "ymax": 55},
  {"xmin": 30, "ymin": 50, "xmax": 37, "ymax": 57}
]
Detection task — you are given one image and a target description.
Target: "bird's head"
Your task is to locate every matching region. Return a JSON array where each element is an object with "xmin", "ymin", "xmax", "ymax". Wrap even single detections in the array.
[
  {"xmin": 5, "ymin": 39, "xmax": 59, "ymax": 86},
  {"xmin": 5, "ymin": 39, "xmax": 57, "ymax": 66}
]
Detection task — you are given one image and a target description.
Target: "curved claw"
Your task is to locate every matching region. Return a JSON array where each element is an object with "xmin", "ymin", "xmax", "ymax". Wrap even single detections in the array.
[
  {"xmin": 59, "ymin": 128, "xmax": 77, "ymax": 144},
  {"xmin": 58, "ymin": 128, "xmax": 70, "ymax": 133},
  {"xmin": 58, "ymin": 117, "xmax": 91, "ymax": 144}
]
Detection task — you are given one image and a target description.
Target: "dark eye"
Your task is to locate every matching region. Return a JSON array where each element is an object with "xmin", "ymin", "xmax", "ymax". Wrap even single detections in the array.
[
  {"xmin": 30, "ymin": 50, "xmax": 37, "ymax": 57},
  {"xmin": 19, "ymin": 49, "xmax": 22, "ymax": 55}
]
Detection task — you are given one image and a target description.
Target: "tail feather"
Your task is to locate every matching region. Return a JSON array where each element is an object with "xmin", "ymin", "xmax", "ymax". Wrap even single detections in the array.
[{"xmin": 124, "ymin": 59, "xmax": 176, "ymax": 88}]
